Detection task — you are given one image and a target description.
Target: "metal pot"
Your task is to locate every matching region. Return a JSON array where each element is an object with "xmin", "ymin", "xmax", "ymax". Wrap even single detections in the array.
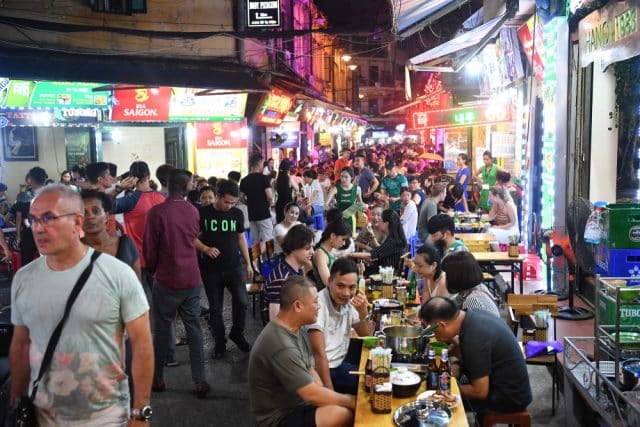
[{"xmin": 382, "ymin": 326, "xmax": 427, "ymax": 356}]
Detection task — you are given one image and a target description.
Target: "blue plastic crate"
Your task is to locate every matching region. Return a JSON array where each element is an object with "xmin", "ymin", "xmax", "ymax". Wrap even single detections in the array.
[{"xmin": 596, "ymin": 247, "xmax": 640, "ymax": 277}]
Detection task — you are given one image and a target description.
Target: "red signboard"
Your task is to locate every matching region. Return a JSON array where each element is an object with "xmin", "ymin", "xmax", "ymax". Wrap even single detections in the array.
[
  {"xmin": 195, "ymin": 120, "xmax": 248, "ymax": 149},
  {"xmin": 111, "ymin": 87, "xmax": 172, "ymax": 121},
  {"xmin": 254, "ymin": 90, "xmax": 294, "ymax": 126}
]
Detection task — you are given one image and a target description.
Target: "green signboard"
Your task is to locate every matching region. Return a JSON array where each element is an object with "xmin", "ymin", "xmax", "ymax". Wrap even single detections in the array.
[{"xmin": 0, "ymin": 79, "xmax": 109, "ymax": 109}]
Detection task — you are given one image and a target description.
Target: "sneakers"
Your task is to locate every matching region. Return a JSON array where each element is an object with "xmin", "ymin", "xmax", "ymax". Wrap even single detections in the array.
[
  {"xmin": 229, "ymin": 333, "xmax": 252, "ymax": 352},
  {"xmin": 152, "ymin": 379, "xmax": 166, "ymax": 392},
  {"xmin": 193, "ymin": 383, "xmax": 211, "ymax": 399}
]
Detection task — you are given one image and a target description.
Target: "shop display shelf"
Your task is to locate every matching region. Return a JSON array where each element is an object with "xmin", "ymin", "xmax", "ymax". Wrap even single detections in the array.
[{"xmin": 565, "ymin": 337, "xmax": 640, "ymax": 427}]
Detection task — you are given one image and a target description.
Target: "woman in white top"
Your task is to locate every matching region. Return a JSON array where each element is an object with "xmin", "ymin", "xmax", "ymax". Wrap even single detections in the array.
[
  {"xmin": 273, "ymin": 202, "xmax": 301, "ymax": 255},
  {"xmin": 302, "ymin": 169, "xmax": 325, "ymax": 216}
]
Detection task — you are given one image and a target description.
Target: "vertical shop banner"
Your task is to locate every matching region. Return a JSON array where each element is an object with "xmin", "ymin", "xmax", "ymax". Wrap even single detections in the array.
[
  {"xmin": 517, "ymin": 16, "xmax": 545, "ymax": 82},
  {"xmin": 444, "ymin": 129, "xmax": 468, "ymax": 172},
  {"xmin": 111, "ymin": 87, "xmax": 172, "ymax": 121},
  {"xmin": 65, "ymin": 128, "xmax": 93, "ymax": 168}
]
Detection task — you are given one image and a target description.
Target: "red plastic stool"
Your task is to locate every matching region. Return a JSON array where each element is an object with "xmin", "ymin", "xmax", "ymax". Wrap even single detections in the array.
[
  {"xmin": 482, "ymin": 411, "xmax": 531, "ymax": 427},
  {"xmin": 522, "ymin": 254, "xmax": 542, "ymax": 280}
]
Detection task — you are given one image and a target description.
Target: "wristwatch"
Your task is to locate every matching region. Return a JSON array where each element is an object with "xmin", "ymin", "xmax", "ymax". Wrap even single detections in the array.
[{"xmin": 131, "ymin": 405, "xmax": 152, "ymax": 421}]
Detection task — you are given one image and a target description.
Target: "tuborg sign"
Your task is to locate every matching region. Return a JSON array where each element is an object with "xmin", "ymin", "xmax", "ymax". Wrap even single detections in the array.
[{"xmin": 579, "ymin": 1, "xmax": 640, "ymax": 70}]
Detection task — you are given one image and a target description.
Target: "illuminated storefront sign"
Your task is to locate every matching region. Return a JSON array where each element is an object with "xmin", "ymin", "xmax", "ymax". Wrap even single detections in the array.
[
  {"xmin": 169, "ymin": 89, "xmax": 247, "ymax": 122},
  {"xmin": 111, "ymin": 87, "xmax": 172, "ymax": 121},
  {"xmin": 247, "ymin": 0, "xmax": 281, "ymax": 28},
  {"xmin": 517, "ymin": 16, "xmax": 545, "ymax": 82},
  {"xmin": 195, "ymin": 120, "xmax": 248, "ymax": 149},
  {"xmin": 254, "ymin": 90, "xmax": 294, "ymax": 126},
  {"xmin": 411, "ymin": 104, "xmax": 511, "ymax": 130},
  {"xmin": 541, "ymin": 17, "xmax": 562, "ymax": 228},
  {"xmin": 0, "ymin": 79, "xmax": 109, "ymax": 109},
  {"xmin": 579, "ymin": 1, "xmax": 640, "ymax": 70}
]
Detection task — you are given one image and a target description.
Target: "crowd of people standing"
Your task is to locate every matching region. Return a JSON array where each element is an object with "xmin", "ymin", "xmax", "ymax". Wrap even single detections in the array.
[{"xmin": 0, "ymin": 141, "xmax": 527, "ymax": 426}]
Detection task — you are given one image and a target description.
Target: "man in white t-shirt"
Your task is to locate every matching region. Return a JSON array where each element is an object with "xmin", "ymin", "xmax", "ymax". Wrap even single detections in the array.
[
  {"xmin": 10, "ymin": 184, "xmax": 153, "ymax": 426},
  {"xmin": 308, "ymin": 258, "xmax": 371, "ymax": 395}
]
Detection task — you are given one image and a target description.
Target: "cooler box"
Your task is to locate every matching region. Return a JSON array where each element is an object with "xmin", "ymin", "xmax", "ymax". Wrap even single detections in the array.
[{"xmin": 604, "ymin": 204, "xmax": 640, "ymax": 249}]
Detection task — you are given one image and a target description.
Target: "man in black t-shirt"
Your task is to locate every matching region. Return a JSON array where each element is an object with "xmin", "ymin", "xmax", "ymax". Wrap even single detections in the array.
[
  {"xmin": 240, "ymin": 154, "xmax": 274, "ymax": 270},
  {"xmin": 196, "ymin": 179, "xmax": 254, "ymax": 359},
  {"xmin": 420, "ymin": 297, "xmax": 532, "ymax": 418}
]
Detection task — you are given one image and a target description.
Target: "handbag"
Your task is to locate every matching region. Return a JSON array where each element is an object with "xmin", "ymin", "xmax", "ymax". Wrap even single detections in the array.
[{"xmin": 6, "ymin": 250, "xmax": 101, "ymax": 427}]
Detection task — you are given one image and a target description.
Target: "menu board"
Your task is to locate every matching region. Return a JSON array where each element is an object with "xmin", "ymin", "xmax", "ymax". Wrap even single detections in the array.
[{"xmin": 65, "ymin": 128, "xmax": 93, "ymax": 168}]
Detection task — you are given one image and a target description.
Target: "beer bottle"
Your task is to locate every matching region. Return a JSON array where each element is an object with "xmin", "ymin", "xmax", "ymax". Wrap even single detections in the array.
[
  {"xmin": 438, "ymin": 349, "xmax": 451, "ymax": 393},
  {"xmin": 426, "ymin": 349, "xmax": 439, "ymax": 390},
  {"xmin": 407, "ymin": 272, "xmax": 417, "ymax": 304},
  {"xmin": 364, "ymin": 351, "xmax": 373, "ymax": 393}
]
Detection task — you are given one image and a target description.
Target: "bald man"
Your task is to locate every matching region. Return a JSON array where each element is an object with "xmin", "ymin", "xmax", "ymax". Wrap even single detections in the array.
[
  {"xmin": 10, "ymin": 184, "xmax": 153, "ymax": 425},
  {"xmin": 420, "ymin": 297, "xmax": 531, "ymax": 420},
  {"xmin": 249, "ymin": 275, "xmax": 355, "ymax": 427}
]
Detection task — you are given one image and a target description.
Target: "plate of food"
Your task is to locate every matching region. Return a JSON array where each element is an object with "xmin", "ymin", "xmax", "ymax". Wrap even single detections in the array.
[{"xmin": 417, "ymin": 390, "xmax": 461, "ymax": 409}]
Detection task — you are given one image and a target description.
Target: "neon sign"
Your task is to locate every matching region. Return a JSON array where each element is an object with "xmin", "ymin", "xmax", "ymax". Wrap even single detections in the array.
[
  {"xmin": 410, "ymin": 104, "xmax": 511, "ymax": 130},
  {"xmin": 254, "ymin": 90, "xmax": 294, "ymax": 126}
]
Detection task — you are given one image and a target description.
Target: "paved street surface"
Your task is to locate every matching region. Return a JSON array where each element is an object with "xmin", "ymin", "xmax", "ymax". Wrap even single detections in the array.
[{"xmin": 151, "ymin": 291, "xmax": 260, "ymax": 427}]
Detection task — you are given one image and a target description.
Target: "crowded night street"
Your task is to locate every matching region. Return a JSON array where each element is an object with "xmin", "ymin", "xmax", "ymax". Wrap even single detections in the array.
[{"xmin": 0, "ymin": 1, "xmax": 639, "ymax": 426}]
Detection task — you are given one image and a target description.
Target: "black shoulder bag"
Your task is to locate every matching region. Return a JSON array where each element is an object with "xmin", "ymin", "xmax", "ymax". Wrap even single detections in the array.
[{"xmin": 7, "ymin": 250, "xmax": 101, "ymax": 427}]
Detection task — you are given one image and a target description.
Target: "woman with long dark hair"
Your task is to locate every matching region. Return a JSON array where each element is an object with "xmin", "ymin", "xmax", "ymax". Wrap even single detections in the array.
[
  {"xmin": 275, "ymin": 159, "xmax": 295, "ymax": 223},
  {"xmin": 325, "ymin": 166, "xmax": 363, "ymax": 232},
  {"xmin": 364, "ymin": 209, "xmax": 407, "ymax": 275},
  {"xmin": 412, "ymin": 244, "xmax": 448, "ymax": 301}
]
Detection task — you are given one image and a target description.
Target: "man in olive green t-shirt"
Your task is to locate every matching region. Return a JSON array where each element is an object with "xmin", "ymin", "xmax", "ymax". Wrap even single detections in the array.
[{"xmin": 248, "ymin": 276, "xmax": 355, "ymax": 427}]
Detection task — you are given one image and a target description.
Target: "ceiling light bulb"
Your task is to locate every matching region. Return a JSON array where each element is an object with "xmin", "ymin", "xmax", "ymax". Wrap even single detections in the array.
[
  {"xmin": 348, "ymin": 64, "xmax": 358, "ymax": 71},
  {"xmin": 342, "ymin": 55, "xmax": 352, "ymax": 62}
]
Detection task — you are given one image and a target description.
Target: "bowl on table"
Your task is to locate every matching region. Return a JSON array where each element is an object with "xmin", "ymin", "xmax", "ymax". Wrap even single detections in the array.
[{"xmin": 390, "ymin": 368, "xmax": 422, "ymax": 397}]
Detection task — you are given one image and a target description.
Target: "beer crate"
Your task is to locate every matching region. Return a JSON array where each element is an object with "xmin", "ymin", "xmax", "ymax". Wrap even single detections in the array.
[
  {"xmin": 604, "ymin": 204, "xmax": 640, "ymax": 249},
  {"xmin": 595, "ymin": 247, "xmax": 640, "ymax": 277},
  {"xmin": 598, "ymin": 293, "xmax": 640, "ymax": 326}
]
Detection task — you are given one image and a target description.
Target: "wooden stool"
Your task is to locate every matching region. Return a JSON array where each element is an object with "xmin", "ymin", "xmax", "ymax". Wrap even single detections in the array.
[
  {"xmin": 247, "ymin": 282, "xmax": 262, "ymax": 319},
  {"xmin": 481, "ymin": 411, "xmax": 531, "ymax": 427}
]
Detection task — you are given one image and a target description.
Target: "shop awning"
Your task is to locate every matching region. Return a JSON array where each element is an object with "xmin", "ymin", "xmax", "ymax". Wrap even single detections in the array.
[
  {"xmin": 297, "ymin": 94, "xmax": 367, "ymax": 124},
  {"xmin": 0, "ymin": 47, "xmax": 270, "ymax": 92},
  {"xmin": 392, "ymin": 0, "xmax": 471, "ymax": 39},
  {"xmin": 408, "ymin": 13, "xmax": 509, "ymax": 73}
]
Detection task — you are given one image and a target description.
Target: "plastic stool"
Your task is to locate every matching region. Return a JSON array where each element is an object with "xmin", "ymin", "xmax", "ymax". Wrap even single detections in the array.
[
  {"xmin": 481, "ymin": 411, "xmax": 531, "ymax": 427},
  {"xmin": 523, "ymin": 254, "xmax": 542, "ymax": 280},
  {"xmin": 313, "ymin": 214, "xmax": 325, "ymax": 231}
]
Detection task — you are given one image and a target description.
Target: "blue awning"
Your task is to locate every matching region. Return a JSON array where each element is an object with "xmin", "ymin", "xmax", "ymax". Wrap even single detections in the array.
[{"xmin": 393, "ymin": 0, "xmax": 470, "ymax": 39}]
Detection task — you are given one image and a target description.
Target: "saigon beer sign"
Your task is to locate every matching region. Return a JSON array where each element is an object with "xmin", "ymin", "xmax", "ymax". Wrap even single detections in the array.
[{"xmin": 579, "ymin": 1, "xmax": 640, "ymax": 70}]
